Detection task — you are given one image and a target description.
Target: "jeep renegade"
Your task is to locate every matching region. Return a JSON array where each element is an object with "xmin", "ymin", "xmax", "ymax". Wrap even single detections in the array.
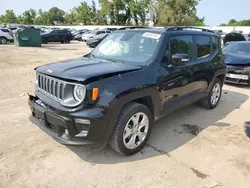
[{"xmin": 29, "ymin": 27, "xmax": 226, "ymax": 155}]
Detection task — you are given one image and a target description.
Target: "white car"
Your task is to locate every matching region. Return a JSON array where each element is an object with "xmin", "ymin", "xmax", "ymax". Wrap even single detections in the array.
[
  {"xmin": 82, "ymin": 30, "xmax": 111, "ymax": 42},
  {"xmin": 0, "ymin": 28, "xmax": 14, "ymax": 44}
]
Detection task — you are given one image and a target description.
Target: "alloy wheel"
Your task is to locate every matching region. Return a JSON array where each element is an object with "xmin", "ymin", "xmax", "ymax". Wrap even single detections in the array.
[
  {"xmin": 211, "ymin": 83, "xmax": 221, "ymax": 105},
  {"xmin": 123, "ymin": 112, "xmax": 149, "ymax": 149}
]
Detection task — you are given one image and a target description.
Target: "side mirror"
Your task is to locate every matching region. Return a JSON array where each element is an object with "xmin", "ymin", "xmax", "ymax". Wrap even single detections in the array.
[{"xmin": 172, "ymin": 54, "xmax": 189, "ymax": 66}]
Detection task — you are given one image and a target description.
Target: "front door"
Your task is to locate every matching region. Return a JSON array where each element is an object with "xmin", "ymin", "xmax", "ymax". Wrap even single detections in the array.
[{"xmin": 159, "ymin": 34, "xmax": 197, "ymax": 114}]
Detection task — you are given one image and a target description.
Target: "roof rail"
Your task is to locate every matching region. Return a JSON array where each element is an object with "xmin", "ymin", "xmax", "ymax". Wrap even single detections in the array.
[
  {"xmin": 165, "ymin": 26, "xmax": 214, "ymax": 33},
  {"xmin": 117, "ymin": 26, "xmax": 151, "ymax": 30}
]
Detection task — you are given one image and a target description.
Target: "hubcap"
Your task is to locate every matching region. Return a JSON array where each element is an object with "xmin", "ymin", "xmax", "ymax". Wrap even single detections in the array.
[
  {"xmin": 211, "ymin": 83, "xmax": 221, "ymax": 105},
  {"xmin": 123, "ymin": 112, "xmax": 149, "ymax": 149}
]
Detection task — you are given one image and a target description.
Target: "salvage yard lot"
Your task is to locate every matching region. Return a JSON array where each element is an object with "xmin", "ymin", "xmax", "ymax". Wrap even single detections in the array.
[{"xmin": 0, "ymin": 43, "xmax": 250, "ymax": 188}]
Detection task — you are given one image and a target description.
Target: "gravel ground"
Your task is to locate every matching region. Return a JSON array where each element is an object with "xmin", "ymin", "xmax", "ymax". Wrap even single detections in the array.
[{"xmin": 0, "ymin": 43, "xmax": 250, "ymax": 188}]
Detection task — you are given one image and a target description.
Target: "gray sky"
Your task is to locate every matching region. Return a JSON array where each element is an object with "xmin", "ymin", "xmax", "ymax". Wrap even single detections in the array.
[{"xmin": 0, "ymin": 0, "xmax": 249, "ymax": 26}]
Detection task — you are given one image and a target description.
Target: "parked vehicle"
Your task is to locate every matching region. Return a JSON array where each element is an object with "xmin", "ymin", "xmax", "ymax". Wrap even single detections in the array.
[
  {"xmin": 212, "ymin": 30, "xmax": 224, "ymax": 36},
  {"xmin": 117, "ymin": 26, "xmax": 149, "ymax": 30},
  {"xmin": 86, "ymin": 33, "xmax": 109, "ymax": 48},
  {"xmin": 29, "ymin": 27, "xmax": 226, "ymax": 155},
  {"xmin": 82, "ymin": 30, "xmax": 111, "ymax": 42},
  {"xmin": 0, "ymin": 28, "xmax": 14, "ymax": 44},
  {"xmin": 223, "ymin": 41, "xmax": 250, "ymax": 85},
  {"xmin": 223, "ymin": 32, "xmax": 247, "ymax": 46},
  {"xmin": 73, "ymin": 30, "xmax": 89, "ymax": 41},
  {"xmin": 103, "ymin": 27, "xmax": 118, "ymax": 31},
  {"xmin": 41, "ymin": 29, "xmax": 73, "ymax": 44}
]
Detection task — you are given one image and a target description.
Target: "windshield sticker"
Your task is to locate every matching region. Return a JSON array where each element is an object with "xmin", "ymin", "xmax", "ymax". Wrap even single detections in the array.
[{"xmin": 142, "ymin": 32, "xmax": 161, "ymax": 39}]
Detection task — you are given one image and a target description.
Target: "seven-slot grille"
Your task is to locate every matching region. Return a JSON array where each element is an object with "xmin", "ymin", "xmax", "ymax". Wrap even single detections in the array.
[{"xmin": 37, "ymin": 73, "xmax": 65, "ymax": 101}]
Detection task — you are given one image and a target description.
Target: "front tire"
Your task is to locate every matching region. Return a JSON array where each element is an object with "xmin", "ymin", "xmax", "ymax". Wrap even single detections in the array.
[
  {"xmin": 0, "ymin": 37, "xmax": 7, "ymax": 44},
  {"xmin": 109, "ymin": 102, "xmax": 152, "ymax": 156},
  {"xmin": 201, "ymin": 78, "xmax": 222, "ymax": 109}
]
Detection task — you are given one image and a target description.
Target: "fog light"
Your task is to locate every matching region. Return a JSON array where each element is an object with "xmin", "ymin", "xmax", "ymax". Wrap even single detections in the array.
[
  {"xmin": 75, "ymin": 131, "xmax": 88, "ymax": 137},
  {"xmin": 75, "ymin": 119, "xmax": 90, "ymax": 124},
  {"xmin": 75, "ymin": 119, "xmax": 90, "ymax": 137}
]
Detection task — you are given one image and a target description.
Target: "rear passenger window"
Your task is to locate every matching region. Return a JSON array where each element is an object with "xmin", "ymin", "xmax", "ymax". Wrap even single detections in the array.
[
  {"xmin": 196, "ymin": 36, "xmax": 211, "ymax": 59},
  {"xmin": 170, "ymin": 35, "xmax": 193, "ymax": 60}
]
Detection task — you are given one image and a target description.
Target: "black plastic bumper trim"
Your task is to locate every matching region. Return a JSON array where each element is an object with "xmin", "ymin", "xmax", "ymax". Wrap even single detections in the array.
[{"xmin": 29, "ymin": 116, "xmax": 95, "ymax": 145}]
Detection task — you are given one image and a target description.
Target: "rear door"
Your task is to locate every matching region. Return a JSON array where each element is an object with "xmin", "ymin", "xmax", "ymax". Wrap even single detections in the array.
[
  {"xmin": 48, "ymin": 30, "xmax": 57, "ymax": 41},
  {"xmin": 191, "ymin": 35, "xmax": 215, "ymax": 101},
  {"xmin": 57, "ymin": 30, "xmax": 64, "ymax": 41}
]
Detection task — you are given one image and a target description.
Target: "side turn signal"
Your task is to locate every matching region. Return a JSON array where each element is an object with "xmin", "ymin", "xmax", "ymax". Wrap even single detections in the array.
[{"xmin": 92, "ymin": 88, "xmax": 99, "ymax": 101}]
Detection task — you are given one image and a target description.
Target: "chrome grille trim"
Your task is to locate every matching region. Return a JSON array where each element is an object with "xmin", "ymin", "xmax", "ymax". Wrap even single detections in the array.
[{"xmin": 37, "ymin": 73, "xmax": 66, "ymax": 102}]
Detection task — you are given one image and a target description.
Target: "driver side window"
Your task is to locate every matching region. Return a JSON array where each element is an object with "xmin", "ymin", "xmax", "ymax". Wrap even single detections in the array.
[{"xmin": 170, "ymin": 35, "xmax": 193, "ymax": 61}]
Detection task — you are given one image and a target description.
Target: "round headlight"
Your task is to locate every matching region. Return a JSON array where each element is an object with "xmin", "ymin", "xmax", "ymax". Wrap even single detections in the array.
[{"xmin": 73, "ymin": 85, "xmax": 86, "ymax": 102}]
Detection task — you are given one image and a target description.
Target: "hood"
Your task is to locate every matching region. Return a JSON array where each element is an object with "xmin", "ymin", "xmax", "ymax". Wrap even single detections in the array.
[
  {"xmin": 41, "ymin": 33, "xmax": 49, "ymax": 37},
  {"xmin": 224, "ymin": 53, "xmax": 250, "ymax": 65},
  {"xmin": 223, "ymin": 32, "xmax": 246, "ymax": 45},
  {"xmin": 36, "ymin": 57, "xmax": 141, "ymax": 82}
]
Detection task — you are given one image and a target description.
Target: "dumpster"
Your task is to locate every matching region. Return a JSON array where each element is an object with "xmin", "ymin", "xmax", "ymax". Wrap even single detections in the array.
[{"xmin": 14, "ymin": 27, "xmax": 41, "ymax": 47}]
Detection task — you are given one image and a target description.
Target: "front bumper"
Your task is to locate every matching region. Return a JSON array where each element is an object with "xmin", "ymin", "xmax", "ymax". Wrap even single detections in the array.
[
  {"xmin": 28, "ymin": 95, "xmax": 111, "ymax": 145},
  {"xmin": 225, "ymin": 73, "xmax": 250, "ymax": 85},
  {"xmin": 225, "ymin": 66, "xmax": 250, "ymax": 85}
]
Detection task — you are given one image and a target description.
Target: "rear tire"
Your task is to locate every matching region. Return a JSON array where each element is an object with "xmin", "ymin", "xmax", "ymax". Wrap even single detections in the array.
[
  {"xmin": 0, "ymin": 37, "xmax": 7, "ymax": 44},
  {"xmin": 201, "ymin": 78, "xmax": 222, "ymax": 109},
  {"xmin": 109, "ymin": 102, "xmax": 152, "ymax": 156}
]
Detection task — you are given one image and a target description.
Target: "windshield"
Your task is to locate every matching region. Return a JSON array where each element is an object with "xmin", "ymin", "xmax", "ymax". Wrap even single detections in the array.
[
  {"xmin": 223, "ymin": 42, "xmax": 250, "ymax": 55},
  {"xmin": 91, "ymin": 31, "xmax": 162, "ymax": 65}
]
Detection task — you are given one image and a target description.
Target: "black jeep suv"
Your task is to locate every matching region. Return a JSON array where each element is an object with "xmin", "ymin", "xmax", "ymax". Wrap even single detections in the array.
[
  {"xmin": 29, "ymin": 27, "xmax": 226, "ymax": 155},
  {"xmin": 41, "ymin": 29, "xmax": 73, "ymax": 44}
]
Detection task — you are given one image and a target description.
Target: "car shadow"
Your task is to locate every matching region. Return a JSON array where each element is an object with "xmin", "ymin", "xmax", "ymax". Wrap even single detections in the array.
[{"xmin": 67, "ymin": 89, "xmax": 249, "ymax": 164}]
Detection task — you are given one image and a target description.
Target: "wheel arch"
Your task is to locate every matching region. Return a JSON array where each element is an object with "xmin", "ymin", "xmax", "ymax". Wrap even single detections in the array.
[
  {"xmin": 102, "ymin": 88, "xmax": 159, "ymax": 145},
  {"xmin": 208, "ymin": 69, "xmax": 226, "ymax": 92}
]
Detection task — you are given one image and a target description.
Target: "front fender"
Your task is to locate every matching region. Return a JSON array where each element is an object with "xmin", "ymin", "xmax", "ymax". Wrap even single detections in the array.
[{"xmin": 101, "ymin": 87, "xmax": 160, "ymax": 145}]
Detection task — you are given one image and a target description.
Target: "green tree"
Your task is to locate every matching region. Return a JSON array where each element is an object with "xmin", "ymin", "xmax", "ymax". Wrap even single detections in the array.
[
  {"xmin": 22, "ymin": 9, "xmax": 37, "ymax": 25},
  {"xmin": 74, "ymin": 1, "xmax": 92, "ymax": 25},
  {"xmin": 219, "ymin": 19, "xmax": 250, "ymax": 26},
  {"xmin": 0, "ymin": 15, "xmax": 5, "ymax": 23},
  {"xmin": 16, "ymin": 15, "xmax": 23, "ymax": 24},
  {"xmin": 99, "ymin": 0, "xmax": 150, "ymax": 25},
  {"xmin": 148, "ymin": 0, "xmax": 158, "ymax": 25},
  {"xmin": 34, "ymin": 9, "xmax": 49, "ymax": 25},
  {"xmin": 157, "ymin": 0, "xmax": 204, "ymax": 26},
  {"xmin": 96, "ymin": 10, "xmax": 108, "ymax": 25},
  {"xmin": 47, "ymin": 7, "xmax": 65, "ymax": 25},
  {"xmin": 65, "ymin": 10, "xmax": 76, "ymax": 25},
  {"xmin": 90, "ymin": 0, "xmax": 98, "ymax": 24},
  {"xmin": 195, "ymin": 16, "xmax": 205, "ymax": 26},
  {"xmin": 3, "ymin": 10, "xmax": 17, "ymax": 23},
  {"xmin": 228, "ymin": 19, "xmax": 237, "ymax": 26}
]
